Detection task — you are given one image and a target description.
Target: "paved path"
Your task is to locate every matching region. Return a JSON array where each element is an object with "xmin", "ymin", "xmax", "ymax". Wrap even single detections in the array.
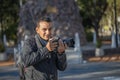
[
  {"xmin": 59, "ymin": 62, "xmax": 120, "ymax": 80},
  {"xmin": 0, "ymin": 62, "xmax": 120, "ymax": 80},
  {"xmin": 0, "ymin": 65, "xmax": 19, "ymax": 80},
  {"xmin": 0, "ymin": 46, "xmax": 120, "ymax": 80}
]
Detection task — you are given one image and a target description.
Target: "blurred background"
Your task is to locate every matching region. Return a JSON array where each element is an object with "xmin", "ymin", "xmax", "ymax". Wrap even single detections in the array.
[
  {"xmin": 0, "ymin": 0, "xmax": 120, "ymax": 66},
  {"xmin": 0, "ymin": 0, "xmax": 120, "ymax": 80}
]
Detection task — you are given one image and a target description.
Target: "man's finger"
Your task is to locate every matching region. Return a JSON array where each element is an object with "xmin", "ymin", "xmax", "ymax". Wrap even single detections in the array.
[
  {"xmin": 64, "ymin": 43, "xmax": 68, "ymax": 49},
  {"xmin": 53, "ymin": 42, "xmax": 58, "ymax": 45},
  {"xmin": 59, "ymin": 39, "xmax": 64, "ymax": 47},
  {"xmin": 49, "ymin": 38, "xmax": 53, "ymax": 44}
]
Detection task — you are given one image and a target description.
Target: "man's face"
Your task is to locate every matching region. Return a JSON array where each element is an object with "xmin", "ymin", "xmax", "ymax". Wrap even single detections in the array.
[{"xmin": 36, "ymin": 21, "xmax": 52, "ymax": 40}]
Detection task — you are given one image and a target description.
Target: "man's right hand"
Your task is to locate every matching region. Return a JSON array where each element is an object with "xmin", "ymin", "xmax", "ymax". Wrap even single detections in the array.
[{"xmin": 46, "ymin": 38, "xmax": 58, "ymax": 51}]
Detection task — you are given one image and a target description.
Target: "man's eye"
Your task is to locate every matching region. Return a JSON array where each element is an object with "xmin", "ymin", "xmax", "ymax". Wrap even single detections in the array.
[
  {"xmin": 49, "ymin": 28, "xmax": 52, "ymax": 31},
  {"xmin": 42, "ymin": 29, "xmax": 47, "ymax": 31},
  {"xmin": 49, "ymin": 28, "xmax": 53, "ymax": 31}
]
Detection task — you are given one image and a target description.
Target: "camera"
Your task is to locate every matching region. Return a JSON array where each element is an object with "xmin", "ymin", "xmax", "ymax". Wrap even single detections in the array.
[{"xmin": 52, "ymin": 37, "xmax": 75, "ymax": 48}]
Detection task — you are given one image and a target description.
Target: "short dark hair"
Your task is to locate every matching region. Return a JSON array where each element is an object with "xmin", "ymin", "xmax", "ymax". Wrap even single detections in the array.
[
  {"xmin": 40, "ymin": 16, "xmax": 52, "ymax": 22},
  {"xmin": 36, "ymin": 16, "xmax": 52, "ymax": 27}
]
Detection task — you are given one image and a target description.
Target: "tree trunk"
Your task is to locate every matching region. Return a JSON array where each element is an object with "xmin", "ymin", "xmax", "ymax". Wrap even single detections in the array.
[{"xmin": 18, "ymin": 0, "xmax": 87, "ymax": 45}]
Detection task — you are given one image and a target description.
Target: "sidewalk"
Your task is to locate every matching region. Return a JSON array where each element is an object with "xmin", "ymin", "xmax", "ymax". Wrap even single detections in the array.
[
  {"xmin": 59, "ymin": 62, "xmax": 120, "ymax": 80},
  {"xmin": 0, "ymin": 55, "xmax": 120, "ymax": 67},
  {"xmin": 0, "ymin": 59, "xmax": 15, "ymax": 67},
  {"xmin": 88, "ymin": 54, "xmax": 120, "ymax": 62},
  {"xmin": 0, "ymin": 42, "xmax": 120, "ymax": 67},
  {"xmin": 1, "ymin": 54, "xmax": 120, "ymax": 67}
]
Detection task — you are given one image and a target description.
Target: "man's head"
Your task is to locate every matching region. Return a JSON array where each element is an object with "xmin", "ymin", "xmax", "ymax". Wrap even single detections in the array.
[{"xmin": 36, "ymin": 17, "xmax": 53, "ymax": 41}]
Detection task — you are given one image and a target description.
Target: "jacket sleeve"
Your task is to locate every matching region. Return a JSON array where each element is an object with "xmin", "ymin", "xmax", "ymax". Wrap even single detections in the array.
[
  {"xmin": 22, "ymin": 39, "xmax": 50, "ymax": 67},
  {"xmin": 56, "ymin": 53, "xmax": 67, "ymax": 71}
]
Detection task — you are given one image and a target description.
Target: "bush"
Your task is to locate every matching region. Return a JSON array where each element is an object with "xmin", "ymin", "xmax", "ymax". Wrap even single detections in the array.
[
  {"xmin": 96, "ymin": 39, "xmax": 102, "ymax": 48},
  {"xmin": 85, "ymin": 28, "xmax": 93, "ymax": 42},
  {"xmin": 0, "ymin": 43, "xmax": 5, "ymax": 52}
]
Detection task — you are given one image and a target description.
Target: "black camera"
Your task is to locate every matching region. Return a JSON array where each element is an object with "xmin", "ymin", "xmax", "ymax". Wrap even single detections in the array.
[{"xmin": 52, "ymin": 37, "xmax": 75, "ymax": 48}]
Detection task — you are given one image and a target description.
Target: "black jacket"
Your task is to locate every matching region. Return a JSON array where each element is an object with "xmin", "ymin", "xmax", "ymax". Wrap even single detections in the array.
[{"xmin": 21, "ymin": 34, "xmax": 67, "ymax": 80}]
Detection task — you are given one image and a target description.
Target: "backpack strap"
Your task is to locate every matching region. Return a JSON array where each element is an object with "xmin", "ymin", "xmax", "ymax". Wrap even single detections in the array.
[{"xmin": 18, "ymin": 63, "xmax": 26, "ymax": 80}]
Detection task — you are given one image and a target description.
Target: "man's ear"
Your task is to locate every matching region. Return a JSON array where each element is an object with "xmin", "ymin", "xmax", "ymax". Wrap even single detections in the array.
[{"xmin": 36, "ymin": 27, "xmax": 39, "ymax": 33}]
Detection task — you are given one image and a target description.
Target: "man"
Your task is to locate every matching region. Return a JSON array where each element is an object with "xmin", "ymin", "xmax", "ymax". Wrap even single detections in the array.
[{"xmin": 21, "ymin": 17, "xmax": 67, "ymax": 80}]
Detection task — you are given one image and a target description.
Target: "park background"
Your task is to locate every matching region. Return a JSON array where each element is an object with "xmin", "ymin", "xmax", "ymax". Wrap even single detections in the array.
[{"xmin": 0, "ymin": 0, "xmax": 120, "ymax": 80}]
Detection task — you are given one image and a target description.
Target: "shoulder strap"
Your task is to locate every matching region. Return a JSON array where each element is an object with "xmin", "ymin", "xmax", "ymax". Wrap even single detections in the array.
[{"xmin": 35, "ymin": 34, "xmax": 43, "ymax": 48}]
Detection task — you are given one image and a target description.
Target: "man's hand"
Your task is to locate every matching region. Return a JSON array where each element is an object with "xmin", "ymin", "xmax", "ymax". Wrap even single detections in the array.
[
  {"xmin": 46, "ymin": 38, "xmax": 58, "ymax": 51},
  {"xmin": 57, "ymin": 39, "xmax": 67, "ymax": 54}
]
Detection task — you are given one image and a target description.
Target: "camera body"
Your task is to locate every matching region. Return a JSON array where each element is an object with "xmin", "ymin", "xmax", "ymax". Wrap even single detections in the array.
[{"xmin": 52, "ymin": 36, "xmax": 75, "ymax": 48}]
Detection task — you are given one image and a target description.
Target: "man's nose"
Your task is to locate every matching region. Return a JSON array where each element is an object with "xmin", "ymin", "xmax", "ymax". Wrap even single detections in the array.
[{"xmin": 46, "ymin": 30, "xmax": 51, "ymax": 34}]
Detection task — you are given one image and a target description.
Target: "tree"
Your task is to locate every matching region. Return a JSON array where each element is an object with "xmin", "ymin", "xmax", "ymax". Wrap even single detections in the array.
[
  {"xmin": 0, "ymin": 0, "xmax": 19, "ymax": 44},
  {"xmin": 99, "ymin": 0, "xmax": 120, "ymax": 47},
  {"xmin": 18, "ymin": 0, "xmax": 87, "ymax": 45},
  {"xmin": 77, "ymin": 0, "xmax": 108, "ymax": 39}
]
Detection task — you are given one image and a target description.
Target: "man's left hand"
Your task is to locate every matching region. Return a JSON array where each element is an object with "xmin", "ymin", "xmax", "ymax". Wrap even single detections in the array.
[{"xmin": 57, "ymin": 39, "xmax": 67, "ymax": 54}]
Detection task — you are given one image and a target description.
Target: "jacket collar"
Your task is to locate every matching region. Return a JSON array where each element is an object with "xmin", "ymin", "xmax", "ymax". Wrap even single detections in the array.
[{"xmin": 35, "ymin": 34, "xmax": 48, "ymax": 48}]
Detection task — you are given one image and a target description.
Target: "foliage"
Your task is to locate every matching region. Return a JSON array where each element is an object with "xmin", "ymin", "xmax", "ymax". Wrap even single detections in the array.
[
  {"xmin": 106, "ymin": 0, "xmax": 120, "ymax": 16},
  {"xmin": 0, "ymin": 0, "xmax": 19, "ymax": 43},
  {"xmin": 96, "ymin": 39, "xmax": 102, "ymax": 48},
  {"xmin": 76, "ymin": 0, "xmax": 108, "ymax": 38},
  {"xmin": 0, "ymin": 43, "xmax": 5, "ymax": 53},
  {"xmin": 85, "ymin": 27, "xmax": 93, "ymax": 42},
  {"xmin": 100, "ymin": 0, "xmax": 120, "ymax": 28}
]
